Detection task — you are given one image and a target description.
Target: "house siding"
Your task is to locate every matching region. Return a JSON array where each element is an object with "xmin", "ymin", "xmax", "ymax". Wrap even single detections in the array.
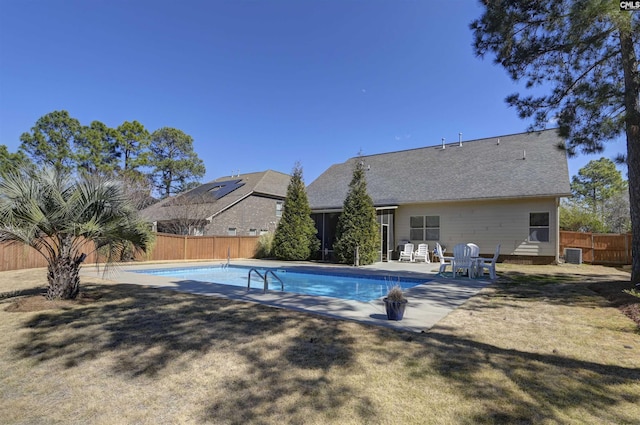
[
  {"xmin": 205, "ymin": 194, "xmax": 282, "ymax": 236},
  {"xmin": 395, "ymin": 198, "xmax": 559, "ymax": 259}
]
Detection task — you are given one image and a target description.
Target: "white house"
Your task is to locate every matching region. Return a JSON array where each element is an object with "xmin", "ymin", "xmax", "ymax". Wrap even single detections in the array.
[{"xmin": 306, "ymin": 130, "xmax": 571, "ymax": 264}]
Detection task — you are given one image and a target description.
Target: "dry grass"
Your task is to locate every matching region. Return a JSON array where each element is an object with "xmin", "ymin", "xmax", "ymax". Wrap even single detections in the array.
[{"xmin": 1, "ymin": 264, "xmax": 639, "ymax": 424}]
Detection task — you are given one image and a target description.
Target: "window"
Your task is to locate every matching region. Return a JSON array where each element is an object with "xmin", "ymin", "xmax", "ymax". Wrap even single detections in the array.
[
  {"xmin": 259, "ymin": 229, "xmax": 268, "ymax": 235},
  {"xmin": 425, "ymin": 216, "xmax": 440, "ymax": 241},
  {"xmin": 227, "ymin": 227, "xmax": 237, "ymax": 236},
  {"xmin": 409, "ymin": 215, "xmax": 440, "ymax": 241},
  {"xmin": 276, "ymin": 201, "xmax": 283, "ymax": 217},
  {"xmin": 529, "ymin": 212, "xmax": 549, "ymax": 242},
  {"xmin": 249, "ymin": 228, "xmax": 257, "ymax": 236},
  {"xmin": 409, "ymin": 216, "xmax": 424, "ymax": 240}
]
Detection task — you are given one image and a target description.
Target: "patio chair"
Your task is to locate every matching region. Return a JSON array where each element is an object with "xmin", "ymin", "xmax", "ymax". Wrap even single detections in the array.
[
  {"xmin": 466, "ymin": 243, "xmax": 480, "ymax": 257},
  {"xmin": 435, "ymin": 243, "xmax": 452, "ymax": 274},
  {"xmin": 414, "ymin": 243, "xmax": 430, "ymax": 263},
  {"xmin": 476, "ymin": 244, "xmax": 500, "ymax": 279},
  {"xmin": 452, "ymin": 243, "xmax": 473, "ymax": 278},
  {"xmin": 466, "ymin": 243, "xmax": 480, "ymax": 276},
  {"xmin": 399, "ymin": 243, "xmax": 414, "ymax": 262}
]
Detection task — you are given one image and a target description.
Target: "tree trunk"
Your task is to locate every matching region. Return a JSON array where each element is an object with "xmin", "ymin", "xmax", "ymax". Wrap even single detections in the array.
[
  {"xmin": 46, "ymin": 254, "xmax": 81, "ymax": 300},
  {"xmin": 618, "ymin": 20, "xmax": 640, "ymax": 284}
]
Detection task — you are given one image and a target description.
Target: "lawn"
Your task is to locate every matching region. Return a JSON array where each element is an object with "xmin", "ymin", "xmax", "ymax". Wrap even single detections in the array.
[{"xmin": 0, "ymin": 264, "xmax": 639, "ymax": 424}]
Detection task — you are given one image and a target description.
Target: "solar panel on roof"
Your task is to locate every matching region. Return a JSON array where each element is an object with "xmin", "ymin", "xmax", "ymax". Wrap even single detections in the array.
[
  {"xmin": 179, "ymin": 179, "xmax": 245, "ymax": 203},
  {"xmin": 207, "ymin": 179, "xmax": 245, "ymax": 199}
]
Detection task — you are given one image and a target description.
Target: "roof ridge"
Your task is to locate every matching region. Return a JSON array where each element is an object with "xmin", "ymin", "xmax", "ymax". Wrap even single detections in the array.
[
  {"xmin": 253, "ymin": 170, "xmax": 270, "ymax": 188},
  {"xmin": 348, "ymin": 128, "xmax": 560, "ymax": 161}
]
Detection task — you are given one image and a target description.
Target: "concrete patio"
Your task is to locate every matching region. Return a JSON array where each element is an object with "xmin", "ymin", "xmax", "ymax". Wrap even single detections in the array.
[{"xmin": 81, "ymin": 259, "xmax": 491, "ymax": 333}]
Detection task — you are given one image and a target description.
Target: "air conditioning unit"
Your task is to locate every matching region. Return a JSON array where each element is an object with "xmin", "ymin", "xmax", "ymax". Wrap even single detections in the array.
[{"xmin": 564, "ymin": 248, "xmax": 582, "ymax": 265}]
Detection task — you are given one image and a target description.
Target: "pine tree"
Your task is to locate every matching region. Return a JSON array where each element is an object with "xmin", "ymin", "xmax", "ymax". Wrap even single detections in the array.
[
  {"xmin": 18, "ymin": 110, "xmax": 81, "ymax": 174},
  {"xmin": 148, "ymin": 127, "xmax": 206, "ymax": 198},
  {"xmin": 273, "ymin": 163, "xmax": 319, "ymax": 260},
  {"xmin": 571, "ymin": 158, "xmax": 627, "ymax": 216},
  {"xmin": 471, "ymin": 1, "xmax": 639, "ymax": 283},
  {"xmin": 333, "ymin": 157, "xmax": 380, "ymax": 265}
]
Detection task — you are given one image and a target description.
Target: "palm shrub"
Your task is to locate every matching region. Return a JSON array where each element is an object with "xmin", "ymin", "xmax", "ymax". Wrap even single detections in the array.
[
  {"xmin": 333, "ymin": 157, "xmax": 380, "ymax": 265},
  {"xmin": 0, "ymin": 167, "xmax": 154, "ymax": 300},
  {"xmin": 273, "ymin": 163, "xmax": 319, "ymax": 260}
]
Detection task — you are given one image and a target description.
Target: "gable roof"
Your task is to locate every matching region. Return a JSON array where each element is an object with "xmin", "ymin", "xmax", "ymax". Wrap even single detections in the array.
[
  {"xmin": 140, "ymin": 170, "xmax": 291, "ymax": 222},
  {"xmin": 306, "ymin": 129, "xmax": 571, "ymax": 210}
]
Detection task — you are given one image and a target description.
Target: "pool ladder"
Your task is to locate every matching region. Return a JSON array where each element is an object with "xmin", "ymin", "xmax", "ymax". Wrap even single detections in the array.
[
  {"xmin": 247, "ymin": 268, "xmax": 284, "ymax": 293},
  {"xmin": 221, "ymin": 251, "xmax": 230, "ymax": 269}
]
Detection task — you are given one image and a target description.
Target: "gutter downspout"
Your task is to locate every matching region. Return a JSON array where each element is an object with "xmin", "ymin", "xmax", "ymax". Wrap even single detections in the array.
[{"xmin": 555, "ymin": 197, "xmax": 560, "ymax": 264}]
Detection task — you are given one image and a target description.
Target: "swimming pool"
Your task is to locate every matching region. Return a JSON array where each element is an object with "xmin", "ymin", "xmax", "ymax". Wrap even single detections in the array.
[{"xmin": 133, "ymin": 265, "xmax": 428, "ymax": 302}]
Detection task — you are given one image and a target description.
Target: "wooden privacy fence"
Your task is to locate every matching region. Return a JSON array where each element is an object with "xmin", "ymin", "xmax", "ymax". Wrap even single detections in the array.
[
  {"xmin": 0, "ymin": 233, "xmax": 260, "ymax": 272},
  {"xmin": 559, "ymin": 231, "xmax": 632, "ymax": 265},
  {"xmin": 149, "ymin": 233, "xmax": 259, "ymax": 262},
  {"xmin": 3, "ymin": 231, "xmax": 631, "ymax": 271}
]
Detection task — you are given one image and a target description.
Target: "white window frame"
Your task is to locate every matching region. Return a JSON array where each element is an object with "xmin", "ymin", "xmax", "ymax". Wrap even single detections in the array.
[
  {"xmin": 276, "ymin": 201, "xmax": 283, "ymax": 217},
  {"xmin": 425, "ymin": 216, "xmax": 440, "ymax": 241},
  {"xmin": 409, "ymin": 215, "xmax": 440, "ymax": 241},
  {"xmin": 227, "ymin": 227, "xmax": 237, "ymax": 236},
  {"xmin": 409, "ymin": 216, "xmax": 424, "ymax": 240},
  {"xmin": 529, "ymin": 212, "xmax": 550, "ymax": 242}
]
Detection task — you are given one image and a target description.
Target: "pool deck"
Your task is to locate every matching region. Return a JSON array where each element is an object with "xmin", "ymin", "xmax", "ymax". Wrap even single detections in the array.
[{"xmin": 80, "ymin": 259, "xmax": 491, "ymax": 333}]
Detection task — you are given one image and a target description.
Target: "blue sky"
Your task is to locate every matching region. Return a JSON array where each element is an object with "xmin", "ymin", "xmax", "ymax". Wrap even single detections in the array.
[{"xmin": 0, "ymin": 0, "xmax": 627, "ymax": 186}]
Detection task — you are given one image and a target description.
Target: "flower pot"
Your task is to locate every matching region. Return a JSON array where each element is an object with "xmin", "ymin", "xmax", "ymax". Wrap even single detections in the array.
[{"xmin": 383, "ymin": 298, "xmax": 407, "ymax": 321}]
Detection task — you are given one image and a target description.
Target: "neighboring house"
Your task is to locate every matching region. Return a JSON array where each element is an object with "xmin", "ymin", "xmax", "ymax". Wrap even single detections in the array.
[
  {"xmin": 306, "ymin": 130, "xmax": 571, "ymax": 264},
  {"xmin": 140, "ymin": 170, "xmax": 291, "ymax": 236}
]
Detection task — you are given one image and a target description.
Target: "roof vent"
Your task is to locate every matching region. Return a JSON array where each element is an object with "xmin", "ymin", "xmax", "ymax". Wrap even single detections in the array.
[
  {"xmin": 441, "ymin": 138, "xmax": 445, "ymax": 149},
  {"xmin": 523, "ymin": 150, "xmax": 526, "ymax": 160},
  {"xmin": 497, "ymin": 138, "xmax": 500, "ymax": 145},
  {"xmin": 458, "ymin": 133, "xmax": 462, "ymax": 147}
]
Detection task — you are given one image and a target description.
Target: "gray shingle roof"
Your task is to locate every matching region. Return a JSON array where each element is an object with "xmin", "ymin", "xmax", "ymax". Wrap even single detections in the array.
[
  {"xmin": 307, "ymin": 129, "xmax": 571, "ymax": 210},
  {"xmin": 140, "ymin": 170, "xmax": 291, "ymax": 221}
]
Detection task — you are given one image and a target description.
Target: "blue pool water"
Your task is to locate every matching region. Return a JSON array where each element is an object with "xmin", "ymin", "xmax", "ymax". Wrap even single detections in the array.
[{"xmin": 133, "ymin": 265, "xmax": 428, "ymax": 302}]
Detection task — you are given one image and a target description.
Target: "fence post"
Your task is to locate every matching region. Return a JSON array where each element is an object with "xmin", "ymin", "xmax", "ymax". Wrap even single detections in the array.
[{"xmin": 184, "ymin": 236, "xmax": 188, "ymax": 260}]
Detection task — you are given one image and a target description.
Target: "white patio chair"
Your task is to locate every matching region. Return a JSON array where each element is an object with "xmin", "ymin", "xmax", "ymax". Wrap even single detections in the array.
[
  {"xmin": 399, "ymin": 243, "xmax": 414, "ymax": 262},
  {"xmin": 466, "ymin": 243, "xmax": 480, "ymax": 257},
  {"xmin": 414, "ymin": 243, "xmax": 430, "ymax": 263},
  {"xmin": 466, "ymin": 243, "xmax": 480, "ymax": 276},
  {"xmin": 435, "ymin": 243, "xmax": 452, "ymax": 274},
  {"xmin": 452, "ymin": 243, "xmax": 473, "ymax": 278},
  {"xmin": 477, "ymin": 244, "xmax": 500, "ymax": 279}
]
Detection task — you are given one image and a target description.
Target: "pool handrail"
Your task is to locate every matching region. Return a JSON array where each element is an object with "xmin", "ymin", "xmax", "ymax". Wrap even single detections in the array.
[
  {"xmin": 247, "ymin": 268, "xmax": 265, "ymax": 291},
  {"xmin": 247, "ymin": 268, "xmax": 284, "ymax": 293},
  {"xmin": 264, "ymin": 270, "xmax": 284, "ymax": 292}
]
